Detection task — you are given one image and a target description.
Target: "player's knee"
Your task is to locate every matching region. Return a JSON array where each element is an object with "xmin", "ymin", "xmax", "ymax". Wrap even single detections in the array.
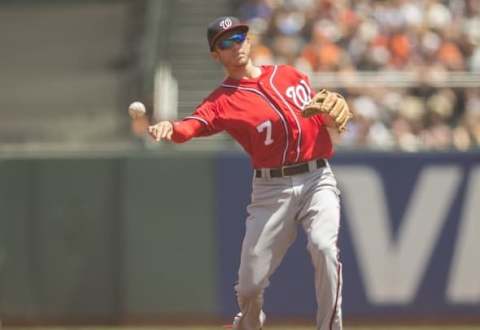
[
  {"xmin": 235, "ymin": 282, "xmax": 264, "ymax": 300},
  {"xmin": 308, "ymin": 237, "xmax": 337, "ymax": 259}
]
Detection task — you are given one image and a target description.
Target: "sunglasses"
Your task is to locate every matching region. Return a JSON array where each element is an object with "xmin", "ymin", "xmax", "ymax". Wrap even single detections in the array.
[{"xmin": 217, "ymin": 33, "xmax": 247, "ymax": 50}]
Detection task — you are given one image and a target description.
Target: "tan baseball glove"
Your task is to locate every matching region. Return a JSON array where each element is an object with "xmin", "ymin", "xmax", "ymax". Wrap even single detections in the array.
[{"xmin": 302, "ymin": 89, "xmax": 353, "ymax": 132}]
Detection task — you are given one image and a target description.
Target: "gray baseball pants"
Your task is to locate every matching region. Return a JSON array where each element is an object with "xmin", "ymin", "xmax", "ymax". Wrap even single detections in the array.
[{"xmin": 234, "ymin": 161, "xmax": 343, "ymax": 330}]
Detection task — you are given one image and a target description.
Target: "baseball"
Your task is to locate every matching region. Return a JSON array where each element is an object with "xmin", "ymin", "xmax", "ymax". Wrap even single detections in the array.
[{"xmin": 128, "ymin": 101, "xmax": 146, "ymax": 119}]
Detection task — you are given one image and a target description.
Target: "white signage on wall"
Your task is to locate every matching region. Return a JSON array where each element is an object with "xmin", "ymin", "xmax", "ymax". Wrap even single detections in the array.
[{"xmin": 336, "ymin": 165, "xmax": 480, "ymax": 304}]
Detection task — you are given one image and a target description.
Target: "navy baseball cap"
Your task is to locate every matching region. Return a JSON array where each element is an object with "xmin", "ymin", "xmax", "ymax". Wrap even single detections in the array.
[{"xmin": 207, "ymin": 16, "xmax": 249, "ymax": 51}]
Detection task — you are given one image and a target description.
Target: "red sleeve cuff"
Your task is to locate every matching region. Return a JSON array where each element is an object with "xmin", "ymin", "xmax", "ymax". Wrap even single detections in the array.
[{"xmin": 171, "ymin": 119, "xmax": 205, "ymax": 143}]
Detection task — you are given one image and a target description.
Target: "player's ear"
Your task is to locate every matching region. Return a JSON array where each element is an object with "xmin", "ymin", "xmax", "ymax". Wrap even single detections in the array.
[{"xmin": 210, "ymin": 50, "xmax": 220, "ymax": 62}]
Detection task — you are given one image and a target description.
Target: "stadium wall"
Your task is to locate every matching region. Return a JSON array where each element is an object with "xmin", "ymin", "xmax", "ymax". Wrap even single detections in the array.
[
  {"xmin": 216, "ymin": 151, "xmax": 480, "ymax": 322},
  {"xmin": 0, "ymin": 151, "xmax": 478, "ymax": 324}
]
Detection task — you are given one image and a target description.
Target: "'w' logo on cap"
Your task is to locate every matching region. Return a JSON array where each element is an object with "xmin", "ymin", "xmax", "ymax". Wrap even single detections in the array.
[{"xmin": 219, "ymin": 18, "xmax": 232, "ymax": 30}]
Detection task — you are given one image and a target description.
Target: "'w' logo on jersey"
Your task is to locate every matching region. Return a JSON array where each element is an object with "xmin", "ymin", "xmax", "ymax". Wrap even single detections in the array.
[
  {"xmin": 286, "ymin": 80, "xmax": 311, "ymax": 110},
  {"xmin": 220, "ymin": 18, "xmax": 232, "ymax": 30}
]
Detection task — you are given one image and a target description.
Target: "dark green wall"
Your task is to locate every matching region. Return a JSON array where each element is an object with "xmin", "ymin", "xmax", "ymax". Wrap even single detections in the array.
[
  {"xmin": 0, "ymin": 154, "xmax": 217, "ymax": 322},
  {"xmin": 122, "ymin": 156, "xmax": 217, "ymax": 317}
]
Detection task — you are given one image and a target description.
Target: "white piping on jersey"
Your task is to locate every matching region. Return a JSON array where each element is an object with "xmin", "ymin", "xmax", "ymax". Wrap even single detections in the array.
[
  {"xmin": 269, "ymin": 65, "xmax": 303, "ymax": 163},
  {"xmin": 221, "ymin": 83, "xmax": 289, "ymax": 165},
  {"xmin": 185, "ymin": 115, "xmax": 209, "ymax": 126}
]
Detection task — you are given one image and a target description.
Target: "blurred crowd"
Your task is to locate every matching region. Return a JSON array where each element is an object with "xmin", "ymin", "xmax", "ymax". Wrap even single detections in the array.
[{"xmin": 234, "ymin": 0, "xmax": 480, "ymax": 151}]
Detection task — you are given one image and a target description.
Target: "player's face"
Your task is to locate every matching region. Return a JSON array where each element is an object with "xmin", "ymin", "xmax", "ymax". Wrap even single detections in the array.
[{"xmin": 211, "ymin": 30, "xmax": 251, "ymax": 68}]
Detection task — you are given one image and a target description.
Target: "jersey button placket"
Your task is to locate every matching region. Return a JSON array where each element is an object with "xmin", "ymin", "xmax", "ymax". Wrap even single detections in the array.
[
  {"xmin": 259, "ymin": 81, "xmax": 298, "ymax": 164},
  {"xmin": 258, "ymin": 80, "xmax": 290, "ymax": 165}
]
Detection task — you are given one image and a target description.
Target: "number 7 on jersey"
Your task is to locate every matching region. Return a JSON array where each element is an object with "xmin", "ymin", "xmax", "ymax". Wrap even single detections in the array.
[{"xmin": 256, "ymin": 120, "xmax": 274, "ymax": 146}]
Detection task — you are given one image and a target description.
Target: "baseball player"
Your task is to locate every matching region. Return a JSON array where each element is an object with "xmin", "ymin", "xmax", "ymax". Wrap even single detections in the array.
[{"xmin": 148, "ymin": 16, "xmax": 352, "ymax": 330}]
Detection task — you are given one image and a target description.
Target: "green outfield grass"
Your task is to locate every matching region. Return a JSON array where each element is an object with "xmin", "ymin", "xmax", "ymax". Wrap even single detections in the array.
[{"xmin": 4, "ymin": 326, "xmax": 480, "ymax": 330}]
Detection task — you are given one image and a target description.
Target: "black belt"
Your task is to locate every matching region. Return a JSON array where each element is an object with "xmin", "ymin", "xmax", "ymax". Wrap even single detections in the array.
[{"xmin": 255, "ymin": 159, "xmax": 326, "ymax": 178}]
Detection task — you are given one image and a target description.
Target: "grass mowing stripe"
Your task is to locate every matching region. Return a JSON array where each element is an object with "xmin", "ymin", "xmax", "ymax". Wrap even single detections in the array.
[{"xmin": 4, "ymin": 327, "xmax": 480, "ymax": 330}]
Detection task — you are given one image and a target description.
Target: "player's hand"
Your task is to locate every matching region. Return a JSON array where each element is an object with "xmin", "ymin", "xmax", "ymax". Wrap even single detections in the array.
[
  {"xmin": 302, "ymin": 89, "xmax": 353, "ymax": 133},
  {"xmin": 148, "ymin": 121, "xmax": 173, "ymax": 142},
  {"xmin": 327, "ymin": 94, "xmax": 352, "ymax": 132}
]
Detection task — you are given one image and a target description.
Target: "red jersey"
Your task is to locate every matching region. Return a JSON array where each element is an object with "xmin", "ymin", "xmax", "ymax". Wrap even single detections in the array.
[{"xmin": 172, "ymin": 65, "xmax": 333, "ymax": 168}]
